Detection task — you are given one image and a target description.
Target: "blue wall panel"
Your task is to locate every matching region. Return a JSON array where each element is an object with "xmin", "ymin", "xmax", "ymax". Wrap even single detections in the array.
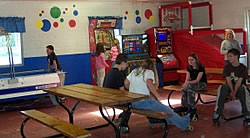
[{"xmin": 0, "ymin": 53, "xmax": 92, "ymax": 85}]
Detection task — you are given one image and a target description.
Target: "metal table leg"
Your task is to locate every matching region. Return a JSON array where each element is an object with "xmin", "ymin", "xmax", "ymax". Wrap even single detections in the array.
[
  {"xmin": 20, "ymin": 118, "xmax": 30, "ymax": 138},
  {"xmin": 55, "ymin": 96, "xmax": 80, "ymax": 124},
  {"xmin": 167, "ymin": 90, "xmax": 176, "ymax": 109}
]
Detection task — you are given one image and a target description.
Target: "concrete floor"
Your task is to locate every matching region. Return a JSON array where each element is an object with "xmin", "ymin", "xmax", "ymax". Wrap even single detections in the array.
[{"xmin": 0, "ymin": 88, "xmax": 249, "ymax": 138}]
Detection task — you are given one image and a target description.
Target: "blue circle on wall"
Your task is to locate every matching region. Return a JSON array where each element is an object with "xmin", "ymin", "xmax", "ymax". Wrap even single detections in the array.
[
  {"xmin": 41, "ymin": 19, "xmax": 51, "ymax": 32},
  {"xmin": 124, "ymin": 16, "xmax": 127, "ymax": 20},
  {"xmin": 73, "ymin": 10, "xmax": 78, "ymax": 16},
  {"xmin": 136, "ymin": 16, "xmax": 141, "ymax": 24}
]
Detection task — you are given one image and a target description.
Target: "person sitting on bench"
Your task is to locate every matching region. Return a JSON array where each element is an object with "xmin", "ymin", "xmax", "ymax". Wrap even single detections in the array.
[
  {"xmin": 124, "ymin": 59, "xmax": 193, "ymax": 131},
  {"xmin": 103, "ymin": 53, "xmax": 131, "ymax": 133},
  {"xmin": 178, "ymin": 54, "xmax": 207, "ymax": 120},
  {"xmin": 213, "ymin": 48, "xmax": 250, "ymax": 126}
]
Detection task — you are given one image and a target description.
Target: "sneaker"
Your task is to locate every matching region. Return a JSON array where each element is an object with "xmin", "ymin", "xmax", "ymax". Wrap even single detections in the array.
[
  {"xmin": 244, "ymin": 116, "xmax": 250, "ymax": 126},
  {"xmin": 174, "ymin": 106, "xmax": 188, "ymax": 115},
  {"xmin": 120, "ymin": 126, "xmax": 129, "ymax": 133},
  {"xmin": 213, "ymin": 112, "xmax": 221, "ymax": 126},
  {"xmin": 149, "ymin": 123, "xmax": 155, "ymax": 128},
  {"xmin": 187, "ymin": 108, "xmax": 198, "ymax": 121},
  {"xmin": 186, "ymin": 125, "xmax": 194, "ymax": 131}
]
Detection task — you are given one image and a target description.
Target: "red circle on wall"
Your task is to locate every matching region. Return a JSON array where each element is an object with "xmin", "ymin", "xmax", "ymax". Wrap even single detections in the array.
[
  {"xmin": 144, "ymin": 9, "xmax": 152, "ymax": 19},
  {"xmin": 53, "ymin": 22, "xmax": 59, "ymax": 28},
  {"xmin": 69, "ymin": 19, "xmax": 76, "ymax": 28}
]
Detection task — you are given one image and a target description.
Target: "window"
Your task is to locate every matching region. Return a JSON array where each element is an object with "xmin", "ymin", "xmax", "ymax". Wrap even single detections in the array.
[{"xmin": 0, "ymin": 33, "xmax": 23, "ymax": 67}]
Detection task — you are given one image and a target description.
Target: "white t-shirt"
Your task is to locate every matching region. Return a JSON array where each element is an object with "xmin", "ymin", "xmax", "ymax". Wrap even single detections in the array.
[{"xmin": 127, "ymin": 68, "xmax": 155, "ymax": 95}]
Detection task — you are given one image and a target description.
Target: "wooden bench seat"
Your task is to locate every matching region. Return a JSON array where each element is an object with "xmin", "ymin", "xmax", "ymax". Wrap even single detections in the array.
[
  {"xmin": 114, "ymin": 106, "xmax": 171, "ymax": 119},
  {"xmin": 163, "ymin": 85, "xmax": 218, "ymax": 108},
  {"xmin": 20, "ymin": 109, "xmax": 91, "ymax": 138},
  {"xmin": 163, "ymin": 85, "xmax": 218, "ymax": 96},
  {"xmin": 207, "ymin": 80, "xmax": 225, "ymax": 84}
]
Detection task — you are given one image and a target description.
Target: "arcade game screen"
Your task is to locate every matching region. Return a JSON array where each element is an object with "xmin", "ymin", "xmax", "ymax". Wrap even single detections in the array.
[
  {"xmin": 156, "ymin": 31, "xmax": 171, "ymax": 55},
  {"xmin": 122, "ymin": 34, "xmax": 149, "ymax": 60}
]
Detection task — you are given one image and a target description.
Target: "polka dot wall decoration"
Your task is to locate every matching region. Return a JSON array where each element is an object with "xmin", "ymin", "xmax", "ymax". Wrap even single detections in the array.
[
  {"xmin": 144, "ymin": 9, "xmax": 155, "ymax": 23},
  {"xmin": 35, "ymin": 5, "xmax": 79, "ymax": 32}
]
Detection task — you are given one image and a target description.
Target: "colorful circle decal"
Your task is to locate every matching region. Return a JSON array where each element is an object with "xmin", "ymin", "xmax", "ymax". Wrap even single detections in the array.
[
  {"xmin": 135, "ymin": 10, "xmax": 140, "ymax": 15},
  {"xmin": 69, "ymin": 19, "xmax": 76, "ymax": 28},
  {"xmin": 53, "ymin": 22, "xmax": 59, "ymax": 28},
  {"xmin": 35, "ymin": 20, "xmax": 43, "ymax": 29},
  {"xmin": 60, "ymin": 18, "xmax": 64, "ymax": 22},
  {"xmin": 136, "ymin": 16, "xmax": 141, "ymax": 24},
  {"xmin": 50, "ymin": 7, "xmax": 61, "ymax": 19},
  {"xmin": 144, "ymin": 9, "xmax": 152, "ymax": 19},
  {"xmin": 124, "ymin": 16, "xmax": 127, "ymax": 20},
  {"xmin": 73, "ymin": 10, "xmax": 78, "ymax": 16},
  {"xmin": 149, "ymin": 16, "xmax": 155, "ymax": 23},
  {"xmin": 125, "ymin": 11, "xmax": 128, "ymax": 14},
  {"xmin": 41, "ymin": 19, "xmax": 51, "ymax": 32}
]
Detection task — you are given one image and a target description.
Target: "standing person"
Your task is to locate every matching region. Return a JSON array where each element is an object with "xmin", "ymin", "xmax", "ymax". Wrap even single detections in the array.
[
  {"xmin": 95, "ymin": 43, "xmax": 109, "ymax": 87},
  {"xmin": 103, "ymin": 53, "xmax": 129, "ymax": 133},
  {"xmin": 124, "ymin": 59, "xmax": 193, "ymax": 131},
  {"xmin": 46, "ymin": 45, "xmax": 65, "ymax": 104},
  {"xmin": 213, "ymin": 48, "xmax": 250, "ymax": 126},
  {"xmin": 178, "ymin": 54, "xmax": 207, "ymax": 120},
  {"xmin": 109, "ymin": 38, "xmax": 121, "ymax": 67},
  {"xmin": 220, "ymin": 29, "xmax": 242, "ymax": 64},
  {"xmin": 46, "ymin": 45, "xmax": 62, "ymax": 72}
]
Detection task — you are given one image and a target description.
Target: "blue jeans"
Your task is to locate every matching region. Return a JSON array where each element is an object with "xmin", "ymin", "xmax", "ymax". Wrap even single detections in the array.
[{"xmin": 132, "ymin": 98, "xmax": 190, "ymax": 131}]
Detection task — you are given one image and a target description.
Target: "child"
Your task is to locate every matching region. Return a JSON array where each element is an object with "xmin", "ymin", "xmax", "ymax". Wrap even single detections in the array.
[
  {"xmin": 179, "ymin": 54, "xmax": 207, "ymax": 120},
  {"xmin": 213, "ymin": 48, "xmax": 250, "ymax": 126},
  {"xmin": 109, "ymin": 39, "xmax": 121, "ymax": 67},
  {"xmin": 220, "ymin": 29, "xmax": 242, "ymax": 64},
  {"xmin": 103, "ymin": 54, "xmax": 129, "ymax": 133},
  {"xmin": 46, "ymin": 45, "xmax": 65, "ymax": 103},
  {"xmin": 124, "ymin": 59, "xmax": 193, "ymax": 131},
  {"xmin": 46, "ymin": 45, "xmax": 62, "ymax": 72},
  {"xmin": 95, "ymin": 43, "xmax": 109, "ymax": 87}
]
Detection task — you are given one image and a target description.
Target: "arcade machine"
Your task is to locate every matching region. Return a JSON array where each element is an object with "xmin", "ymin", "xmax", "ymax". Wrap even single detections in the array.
[
  {"xmin": 146, "ymin": 27, "xmax": 179, "ymax": 84},
  {"xmin": 122, "ymin": 34, "xmax": 149, "ymax": 61},
  {"xmin": 88, "ymin": 18, "xmax": 117, "ymax": 85},
  {"xmin": 122, "ymin": 34, "xmax": 159, "ymax": 86}
]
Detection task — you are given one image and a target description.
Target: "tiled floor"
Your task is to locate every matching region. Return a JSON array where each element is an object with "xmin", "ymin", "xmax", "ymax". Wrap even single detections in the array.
[{"xmin": 0, "ymin": 88, "xmax": 249, "ymax": 138}]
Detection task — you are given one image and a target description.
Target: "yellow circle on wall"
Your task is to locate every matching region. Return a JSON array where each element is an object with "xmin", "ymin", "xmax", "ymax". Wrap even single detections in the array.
[
  {"xmin": 149, "ymin": 16, "xmax": 155, "ymax": 23},
  {"xmin": 35, "ymin": 20, "xmax": 43, "ymax": 29},
  {"xmin": 127, "ymin": 14, "xmax": 131, "ymax": 18}
]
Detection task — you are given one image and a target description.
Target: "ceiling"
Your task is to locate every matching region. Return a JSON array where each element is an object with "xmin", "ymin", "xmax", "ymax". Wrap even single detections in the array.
[{"xmin": 0, "ymin": 0, "xmax": 206, "ymax": 3}]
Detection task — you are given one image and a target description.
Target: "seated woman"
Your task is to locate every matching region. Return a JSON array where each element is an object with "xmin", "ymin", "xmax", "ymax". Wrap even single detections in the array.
[
  {"xmin": 178, "ymin": 54, "xmax": 207, "ymax": 120},
  {"xmin": 124, "ymin": 59, "xmax": 193, "ymax": 131}
]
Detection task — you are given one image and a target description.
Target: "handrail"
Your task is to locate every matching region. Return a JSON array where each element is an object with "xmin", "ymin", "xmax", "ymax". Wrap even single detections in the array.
[{"xmin": 0, "ymin": 69, "xmax": 45, "ymax": 77}]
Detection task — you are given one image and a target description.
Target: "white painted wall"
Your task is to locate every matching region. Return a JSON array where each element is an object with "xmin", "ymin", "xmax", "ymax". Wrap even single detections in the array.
[
  {"xmin": 0, "ymin": 1, "xmax": 160, "ymax": 57},
  {"xmin": 211, "ymin": 0, "xmax": 250, "ymax": 66}
]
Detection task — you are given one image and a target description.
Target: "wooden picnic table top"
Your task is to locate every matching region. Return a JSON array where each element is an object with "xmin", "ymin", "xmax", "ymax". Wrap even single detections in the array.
[{"xmin": 44, "ymin": 83, "xmax": 149, "ymax": 106}]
